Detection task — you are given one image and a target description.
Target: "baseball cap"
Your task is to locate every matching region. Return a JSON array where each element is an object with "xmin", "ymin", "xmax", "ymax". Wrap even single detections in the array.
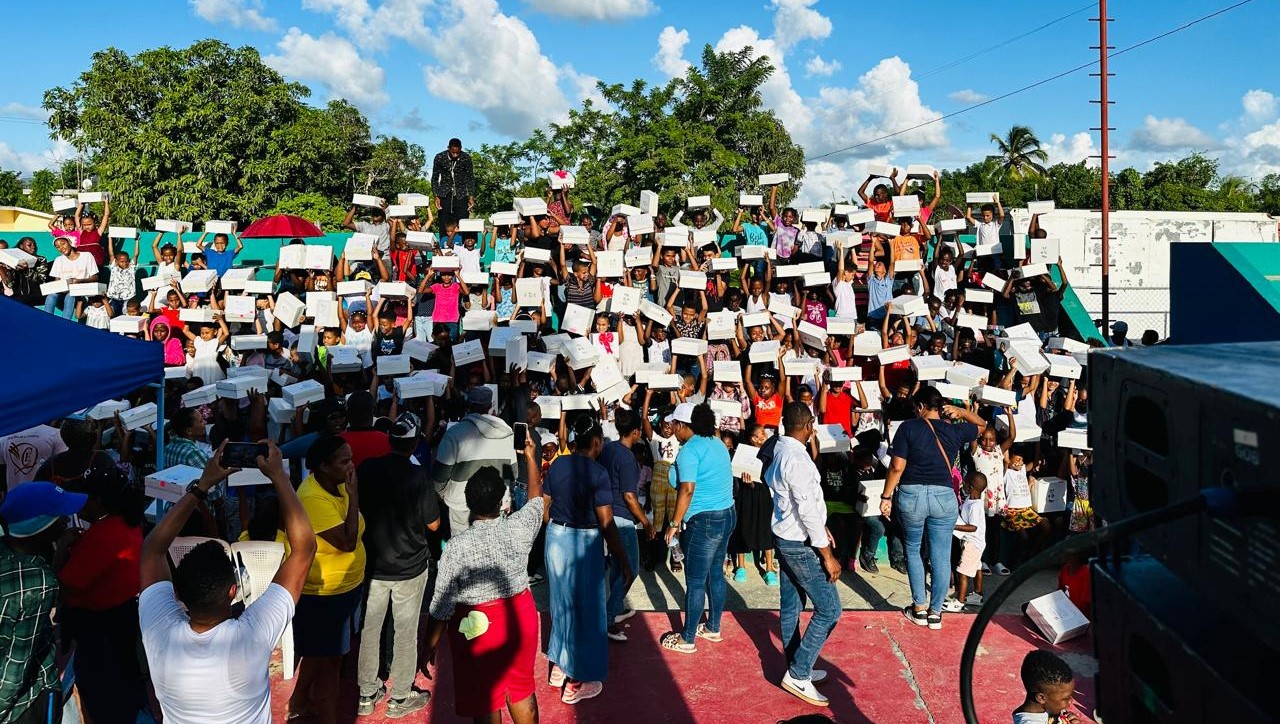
[
  {"xmin": 466, "ymin": 386, "xmax": 494, "ymax": 408},
  {"xmin": 353, "ymin": 270, "xmax": 373, "ymax": 282},
  {"xmin": 0, "ymin": 482, "xmax": 87, "ymax": 538},
  {"xmin": 665, "ymin": 402, "xmax": 695, "ymax": 425},
  {"xmin": 1112, "ymin": 320, "xmax": 1128, "ymax": 333},
  {"xmin": 390, "ymin": 412, "xmax": 422, "ymax": 439}
]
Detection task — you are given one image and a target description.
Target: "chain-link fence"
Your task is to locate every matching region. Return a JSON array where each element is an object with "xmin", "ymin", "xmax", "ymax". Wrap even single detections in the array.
[{"xmin": 1073, "ymin": 285, "xmax": 1170, "ymax": 340}]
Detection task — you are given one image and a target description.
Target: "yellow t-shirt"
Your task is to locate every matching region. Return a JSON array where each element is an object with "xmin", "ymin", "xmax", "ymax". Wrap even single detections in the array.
[{"xmin": 298, "ymin": 475, "xmax": 366, "ymax": 595}]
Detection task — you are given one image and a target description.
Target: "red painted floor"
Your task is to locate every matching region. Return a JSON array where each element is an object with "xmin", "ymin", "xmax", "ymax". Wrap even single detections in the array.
[{"xmin": 271, "ymin": 611, "xmax": 1096, "ymax": 723}]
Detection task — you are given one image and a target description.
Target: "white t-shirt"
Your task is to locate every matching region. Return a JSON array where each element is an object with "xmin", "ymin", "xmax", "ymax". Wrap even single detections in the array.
[
  {"xmin": 140, "ymin": 581, "xmax": 295, "ymax": 724},
  {"xmin": 650, "ymin": 434, "xmax": 680, "ymax": 465},
  {"xmin": 455, "ymin": 245, "xmax": 481, "ymax": 273},
  {"xmin": 1012, "ymin": 713, "xmax": 1050, "ymax": 724},
  {"xmin": 50, "ymin": 253, "xmax": 99, "ymax": 281},
  {"xmin": 832, "ymin": 280, "xmax": 858, "ymax": 320},
  {"xmin": 975, "ymin": 221, "xmax": 1001, "ymax": 247},
  {"xmin": 1005, "ymin": 468, "xmax": 1033, "ymax": 509},
  {"xmin": 954, "ymin": 497, "xmax": 986, "ymax": 550},
  {"xmin": 0, "ymin": 425, "xmax": 68, "ymax": 490},
  {"xmin": 933, "ymin": 266, "xmax": 958, "ymax": 299},
  {"xmin": 84, "ymin": 304, "xmax": 110, "ymax": 329}
]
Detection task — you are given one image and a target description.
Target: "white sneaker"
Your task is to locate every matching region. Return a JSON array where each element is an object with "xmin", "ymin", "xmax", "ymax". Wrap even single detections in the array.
[
  {"xmin": 965, "ymin": 592, "xmax": 985, "ymax": 606},
  {"xmin": 548, "ymin": 664, "xmax": 565, "ymax": 689},
  {"xmin": 781, "ymin": 672, "xmax": 829, "ymax": 706},
  {"xmin": 942, "ymin": 598, "xmax": 965, "ymax": 613}
]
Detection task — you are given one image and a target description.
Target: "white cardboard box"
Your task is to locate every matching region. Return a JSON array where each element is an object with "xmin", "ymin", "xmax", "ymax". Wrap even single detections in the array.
[
  {"xmin": 687, "ymin": 195, "xmax": 711, "ymax": 209},
  {"xmin": 462, "ymin": 270, "xmax": 490, "ymax": 287},
  {"xmin": 624, "ymin": 247, "xmax": 651, "ymax": 268},
  {"xmin": 713, "ymin": 360, "xmax": 743, "ymax": 383},
  {"xmin": 947, "ymin": 362, "xmax": 989, "ymax": 389},
  {"xmin": 108, "ymin": 226, "xmax": 138, "ymax": 239},
  {"xmin": 975, "ymin": 242, "xmax": 1002, "ymax": 257},
  {"xmin": 268, "ymin": 398, "xmax": 296, "ymax": 424},
  {"xmin": 671, "ymin": 337, "xmax": 708, "ymax": 357},
  {"xmin": 1048, "ymin": 355, "xmax": 1083, "ymax": 380},
  {"xmin": 394, "ymin": 376, "xmax": 437, "ymax": 401},
  {"xmin": 305, "ymin": 246, "xmax": 331, "ymax": 271},
  {"xmin": 870, "ymin": 221, "xmax": 900, "ymax": 236},
  {"xmin": 977, "ymin": 385, "xmax": 1017, "ymax": 407},
  {"xmin": 798, "ymin": 321, "xmax": 827, "ymax": 349},
  {"xmin": 51, "ymin": 196, "xmax": 78, "ymax": 212},
  {"xmin": 936, "ymin": 218, "xmax": 967, "ymax": 233},
  {"xmin": 982, "ymin": 273, "xmax": 1007, "ymax": 292},
  {"xmin": 220, "ymin": 267, "xmax": 256, "ymax": 291},
  {"xmin": 431, "ymin": 255, "xmax": 461, "ymax": 273},
  {"xmin": 119, "ymin": 402, "xmax": 158, "ymax": 431},
  {"xmin": 230, "ymin": 334, "xmax": 267, "ymax": 351},
  {"xmin": 966, "ymin": 192, "xmax": 998, "ymax": 204},
  {"xmin": 1031, "ymin": 238, "xmax": 1060, "ymax": 264},
  {"xmin": 145, "ymin": 465, "xmax": 203, "ymax": 503},
  {"xmin": 639, "ymin": 299, "xmax": 673, "ymax": 327},
  {"xmin": 181, "ymin": 269, "xmax": 218, "ymax": 294},
  {"xmin": 0, "ymin": 248, "xmax": 38, "ymax": 268},
  {"xmin": 1058, "ymin": 427, "xmax": 1090, "ymax": 450},
  {"xmin": 458, "ymin": 218, "xmax": 484, "ymax": 234},
  {"xmin": 1027, "ymin": 200, "xmax": 1056, "ymax": 215},
  {"xmin": 78, "ymin": 191, "xmax": 110, "ymax": 203},
  {"xmin": 328, "ymin": 346, "xmax": 362, "ymax": 373},
  {"xmin": 490, "ymin": 261, "xmax": 519, "ymax": 277},
  {"xmin": 522, "ymin": 247, "xmax": 551, "ymax": 264},
  {"xmin": 679, "ymin": 270, "xmax": 707, "ymax": 290},
  {"xmin": 801, "ymin": 208, "xmax": 828, "ymax": 224},
  {"xmin": 336, "ymin": 280, "xmax": 372, "ymax": 297},
  {"xmin": 956, "ymin": 312, "xmax": 986, "ymax": 330},
  {"xmin": 691, "ymin": 228, "xmax": 716, "ymax": 245},
  {"xmin": 889, "ymin": 294, "xmax": 926, "ymax": 317},
  {"xmin": 178, "ymin": 307, "xmax": 216, "ymax": 323},
  {"xmin": 109, "ymin": 315, "xmax": 147, "ymax": 334},
  {"xmin": 490, "ymin": 211, "xmax": 520, "ymax": 227},
  {"xmin": 526, "ymin": 351, "xmax": 556, "ymax": 374},
  {"xmin": 1019, "ymin": 263, "xmax": 1049, "ymax": 279},
  {"xmin": 740, "ymin": 311, "xmax": 771, "ymax": 328},
  {"xmin": 739, "ymin": 193, "xmax": 763, "ymax": 207},
  {"xmin": 398, "ymin": 193, "xmax": 432, "ymax": 206},
  {"xmin": 453, "ymin": 340, "xmax": 485, "ymax": 366},
  {"xmin": 829, "ymin": 365, "xmax": 862, "ymax": 382},
  {"xmin": 877, "ymin": 346, "xmax": 910, "ymax": 364},
  {"xmin": 181, "ymin": 384, "xmax": 218, "ymax": 408},
  {"xmin": 274, "ymin": 292, "xmax": 306, "ymax": 327},
  {"xmin": 1047, "ymin": 337, "xmax": 1089, "ymax": 354},
  {"xmin": 548, "ymin": 170, "xmax": 576, "ymax": 189},
  {"xmin": 932, "ymin": 381, "xmax": 972, "ymax": 401},
  {"xmin": 911, "ymin": 355, "xmax": 951, "ymax": 381},
  {"xmin": 1025, "ymin": 589, "xmax": 1090, "ymax": 645},
  {"xmin": 344, "ymin": 234, "xmax": 376, "ymax": 261},
  {"xmin": 376, "ymin": 353, "xmax": 411, "ymax": 377},
  {"xmin": 376, "ymin": 281, "xmax": 413, "ymax": 298},
  {"xmin": 731, "ymin": 444, "xmax": 764, "ymax": 479},
  {"xmin": 758, "ymin": 173, "xmax": 790, "ymax": 186},
  {"xmin": 826, "ymin": 318, "xmax": 857, "ymax": 336},
  {"xmin": 182, "ymin": 242, "xmax": 202, "ymax": 255},
  {"xmin": 561, "ymin": 304, "xmax": 594, "ymax": 336},
  {"xmin": 784, "ymin": 357, "xmax": 818, "ymax": 377},
  {"xmin": 204, "ymin": 220, "xmax": 234, "ymax": 235},
  {"xmin": 964, "ymin": 288, "xmax": 995, "ymax": 305},
  {"xmin": 463, "ymin": 310, "xmax": 497, "ymax": 332},
  {"xmin": 85, "ymin": 400, "xmax": 131, "ymax": 421},
  {"xmin": 866, "ymin": 164, "xmax": 896, "ymax": 179},
  {"xmin": 749, "ymin": 340, "xmax": 780, "ymax": 364},
  {"xmin": 68, "ymin": 282, "xmax": 106, "ymax": 297},
  {"xmin": 627, "ymin": 214, "xmax": 655, "ymax": 236},
  {"xmin": 351, "ymin": 193, "xmax": 384, "ymax": 208},
  {"xmin": 893, "ymin": 258, "xmax": 922, "ymax": 273},
  {"xmin": 816, "ymin": 423, "xmax": 852, "ymax": 453},
  {"xmin": 737, "ymin": 244, "xmax": 769, "ymax": 260},
  {"xmin": 1033, "ymin": 476, "xmax": 1069, "ymax": 514},
  {"xmin": 906, "ymin": 164, "xmax": 936, "ymax": 178},
  {"xmin": 243, "ymin": 280, "xmax": 273, "ymax": 295},
  {"xmin": 648, "ymin": 373, "xmax": 681, "ymax": 390},
  {"xmin": 847, "ymin": 209, "xmax": 876, "ymax": 226},
  {"xmin": 282, "ymin": 379, "xmax": 326, "ymax": 407},
  {"xmin": 216, "ymin": 376, "xmax": 266, "ymax": 400},
  {"xmin": 853, "ymin": 331, "xmax": 882, "ymax": 357},
  {"xmin": 164, "ymin": 366, "xmax": 188, "ymax": 381},
  {"xmin": 892, "ymin": 195, "xmax": 920, "ymax": 218},
  {"xmin": 385, "ymin": 204, "xmax": 416, "ymax": 219},
  {"xmin": 403, "ymin": 339, "xmax": 438, "ymax": 363},
  {"xmin": 514, "ymin": 198, "xmax": 548, "ymax": 217},
  {"xmin": 639, "ymin": 190, "xmax": 659, "ymax": 216},
  {"xmin": 406, "ymin": 230, "xmax": 436, "ymax": 248},
  {"xmin": 710, "ymin": 398, "xmax": 743, "ymax": 421},
  {"xmin": 597, "ymin": 250, "xmax": 624, "ymax": 278}
]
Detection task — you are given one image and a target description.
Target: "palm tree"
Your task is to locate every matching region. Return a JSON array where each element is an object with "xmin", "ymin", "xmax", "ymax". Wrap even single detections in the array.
[
  {"xmin": 989, "ymin": 126, "xmax": 1049, "ymax": 181},
  {"xmin": 1216, "ymin": 175, "xmax": 1256, "ymax": 212}
]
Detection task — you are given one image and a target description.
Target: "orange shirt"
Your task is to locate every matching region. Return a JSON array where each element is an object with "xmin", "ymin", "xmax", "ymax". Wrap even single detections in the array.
[
  {"xmin": 869, "ymin": 199, "xmax": 893, "ymax": 222},
  {"xmin": 891, "ymin": 234, "xmax": 922, "ymax": 262},
  {"xmin": 753, "ymin": 393, "xmax": 783, "ymax": 427}
]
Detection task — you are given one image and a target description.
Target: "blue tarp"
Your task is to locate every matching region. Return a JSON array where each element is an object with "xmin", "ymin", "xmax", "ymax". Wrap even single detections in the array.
[{"xmin": 0, "ymin": 295, "xmax": 163, "ymax": 437}]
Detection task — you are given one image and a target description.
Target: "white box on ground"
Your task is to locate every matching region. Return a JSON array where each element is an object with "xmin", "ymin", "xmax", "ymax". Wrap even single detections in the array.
[{"xmin": 1024, "ymin": 589, "xmax": 1090, "ymax": 645}]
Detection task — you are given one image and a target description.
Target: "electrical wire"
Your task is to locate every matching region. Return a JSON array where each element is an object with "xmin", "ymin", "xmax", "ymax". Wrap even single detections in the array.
[
  {"xmin": 913, "ymin": 2, "xmax": 1096, "ymax": 81},
  {"xmin": 806, "ymin": 0, "xmax": 1258, "ymax": 162}
]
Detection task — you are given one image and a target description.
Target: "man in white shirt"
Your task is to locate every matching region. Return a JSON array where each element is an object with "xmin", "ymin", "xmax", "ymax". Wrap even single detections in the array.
[
  {"xmin": 764, "ymin": 401, "xmax": 842, "ymax": 707},
  {"xmin": 138, "ymin": 442, "xmax": 316, "ymax": 724},
  {"xmin": 0, "ymin": 423, "xmax": 67, "ymax": 490}
]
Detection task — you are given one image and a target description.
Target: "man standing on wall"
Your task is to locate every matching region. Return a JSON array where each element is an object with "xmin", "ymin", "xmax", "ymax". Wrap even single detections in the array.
[{"xmin": 432, "ymin": 138, "xmax": 474, "ymax": 234}]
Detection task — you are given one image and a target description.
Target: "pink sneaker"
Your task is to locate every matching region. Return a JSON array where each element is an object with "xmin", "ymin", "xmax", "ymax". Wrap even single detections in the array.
[{"xmin": 561, "ymin": 680, "xmax": 603, "ymax": 704}]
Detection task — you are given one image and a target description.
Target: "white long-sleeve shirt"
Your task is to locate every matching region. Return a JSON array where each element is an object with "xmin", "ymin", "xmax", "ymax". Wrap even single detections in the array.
[{"xmin": 764, "ymin": 435, "xmax": 830, "ymax": 547}]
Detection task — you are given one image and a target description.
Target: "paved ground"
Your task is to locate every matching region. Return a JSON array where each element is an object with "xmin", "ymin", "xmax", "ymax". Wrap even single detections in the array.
[{"xmin": 270, "ymin": 557, "xmax": 1095, "ymax": 723}]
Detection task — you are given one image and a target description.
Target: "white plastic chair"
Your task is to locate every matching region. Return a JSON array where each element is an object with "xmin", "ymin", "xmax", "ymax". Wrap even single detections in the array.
[
  {"xmin": 168, "ymin": 536, "xmax": 233, "ymax": 567},
  {"xmin": 230, "ymin": 541, "xmax": 295, "ymax": 680}
]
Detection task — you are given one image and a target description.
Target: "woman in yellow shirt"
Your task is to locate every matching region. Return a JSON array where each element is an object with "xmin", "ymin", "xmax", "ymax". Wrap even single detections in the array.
[{"xmin": 289, "ymin": 435, "xmax": 365, "ymax": 724}]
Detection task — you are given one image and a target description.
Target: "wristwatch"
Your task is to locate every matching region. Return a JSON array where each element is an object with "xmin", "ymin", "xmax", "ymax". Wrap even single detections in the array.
[{"xmin": 186, "ymin": 482, "xmax": 209, "ymax": 502}]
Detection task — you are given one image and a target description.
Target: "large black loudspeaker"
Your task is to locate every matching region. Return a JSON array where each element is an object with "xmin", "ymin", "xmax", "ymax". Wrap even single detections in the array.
[
  {"xmin": 1092, "ymin": 558, "xmax": 1274, "ymax": 723},
  {"xmin": 1090, "ymin": 342, "xmax": 1280, "ymax": 651}
]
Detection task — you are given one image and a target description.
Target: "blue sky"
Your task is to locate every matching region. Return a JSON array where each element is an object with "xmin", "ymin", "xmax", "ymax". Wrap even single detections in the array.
[{"xmin": 2, "ymin": 0, "xmax": 1277, "ymax": 204}]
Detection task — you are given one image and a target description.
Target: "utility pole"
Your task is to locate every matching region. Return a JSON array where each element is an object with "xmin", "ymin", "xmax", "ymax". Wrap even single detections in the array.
[{"xmin": 1091, "ymin": 0, "xmax": 1115, "ymax": 334}]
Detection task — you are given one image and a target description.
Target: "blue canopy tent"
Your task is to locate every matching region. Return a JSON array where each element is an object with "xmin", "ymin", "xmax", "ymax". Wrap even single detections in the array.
[{"xmin": 0, "ymin": 295, "xmax": 164, "ymax": 438}]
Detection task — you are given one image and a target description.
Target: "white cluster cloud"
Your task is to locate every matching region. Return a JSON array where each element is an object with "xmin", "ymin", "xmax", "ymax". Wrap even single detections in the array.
[
  {"xmin": 804, "ymin": 56, "xmax": 841, "ymax": 77},
  {"xmin": 653, "ymin": 26, "xmax": 691, "ymax": 78},
  {"xmin": 770, "ymin": 0, "xmax": 832, "ymax": 49},
  {"xmin": 0, "ymin": 102, "xmax": 49, "ymax": 121},
  {"xmin": 189, "ymin": 0, "xmax": 276, "ymax": 31},
  {"xmin": 524, "ymin": 0, "xmax": 654, "ymax": 21},
  {"xmin": 0, "ymin": 138, "xmax": 74, "ymax": 175},
  {"xmin": 1044, "ymin": 132, "xmax": 1100, "ymax": 167},
  {"xmin": 948, "ymin": 89, "xmax": 989, "ymax": 104},
  {"xmin": 1242, "ymin": 89, "xmax": 1277, "ymax": 123},
  {"xmin": 1130, "ymin": 115, "xmax": 1218, "ymax": 151},
  {"xmin": 265, "ymin": 28, "xmax": 389, "ymax": 109}
]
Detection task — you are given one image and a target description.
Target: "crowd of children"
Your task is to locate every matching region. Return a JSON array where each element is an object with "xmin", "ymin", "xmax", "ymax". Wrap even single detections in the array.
[{"xmin": 0, "ymin": 172, "xmax": 1103, "ymax": 611}]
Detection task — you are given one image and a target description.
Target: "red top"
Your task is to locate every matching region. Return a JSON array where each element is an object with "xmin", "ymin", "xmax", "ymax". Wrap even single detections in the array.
[
  {"xmin": 342, "ymin": 429, "xmax": 392, "ymax": 470},
  {"xmin": 59, "ymin": 515, "xmax": 142, "ymax": 610},
  {"xmin": 753, "ymin": 393, "xmax": 783, "ymax": 427},
  {"xmin": 76, "ymin": 229, "xmax": 107, "ymax": 267},
  {"xmin": 822, "ymin": 388, "xmax": 855, "ymax": 438}
]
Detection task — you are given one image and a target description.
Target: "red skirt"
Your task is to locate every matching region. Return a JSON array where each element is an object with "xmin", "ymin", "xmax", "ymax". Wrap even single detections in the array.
[{"xmin": 448, "ymin": 588, "xmax": 539, "ymax": 717}]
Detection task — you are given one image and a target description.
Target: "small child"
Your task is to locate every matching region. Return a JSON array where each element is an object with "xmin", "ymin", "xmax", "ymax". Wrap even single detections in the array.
[
  {"xmin": 78, "ymin": 295, "xmax": 112, "ymax": 330},
  {"xmin": 455, "ymin": 233, "xmax": 482, "ymax": 273},
  {"xmin": 944, "ymin": 472, "xmax": 987, "ymax": 611},
  {"xmin": 1013, "ymin": 650, "xmax": 1080, "ymax": 723}
]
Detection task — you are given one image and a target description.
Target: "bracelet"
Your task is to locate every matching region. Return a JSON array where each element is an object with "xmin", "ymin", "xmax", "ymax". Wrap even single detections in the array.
[{"xmin": 880, "ymin": 495, "xmax": 893, "ymax": 501}]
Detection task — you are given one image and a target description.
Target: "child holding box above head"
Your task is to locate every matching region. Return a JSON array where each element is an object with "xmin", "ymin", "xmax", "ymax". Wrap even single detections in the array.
[
  {"xmin": 965, "ymin": 198, "xmax": 1005, "ymax": 267},
  {"xmin": 151, "ymin": 230, "xmax": 185, "ymax": 281},
  {"xmin": 858, "ymin": 168, "xmax": 897, "ymax": 222},
  {"xmin": 343, "ymin": 200, "xmax": 390, "ymax": 253},
  {"xmin": 106, "ymin": 235, "xmax": 141, "ymax": 315},
  {"xmin": 768, "ymin": 186, "xmax": 799, "ymax": 261},
  {"xmin": 197, "ymin": 228, "xmax": 242, "ymax": 277},
  {"xmin": 889, "ymin": 216, "xmax": 931, "ymax": 296}
]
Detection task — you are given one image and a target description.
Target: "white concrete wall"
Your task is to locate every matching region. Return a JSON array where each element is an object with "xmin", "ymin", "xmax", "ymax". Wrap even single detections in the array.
[{"xmin": 1007, "ymin": 209, "xmax": 1279, "ymax": 337}]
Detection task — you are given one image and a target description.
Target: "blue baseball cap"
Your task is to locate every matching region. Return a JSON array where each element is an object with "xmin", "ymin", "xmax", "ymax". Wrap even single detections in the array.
[{"xmin": 0, "ymin": 482, "xmax": 87, "ymax": 538}]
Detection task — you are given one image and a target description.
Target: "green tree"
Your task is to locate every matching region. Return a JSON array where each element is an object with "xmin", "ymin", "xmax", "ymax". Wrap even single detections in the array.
[
  {"xmin": 26, "ymin": 170, "xmax": 60, "ymax": 213},
  {"xmin": 0, "ymin": 169, "xmax": 23, "ymax": 206},
  {"xmin": 1257, "ymin": 173, "xmax": 1280, "ymax": 215},
  {"xmin": 43, "ymin": 40, "xmax": 424, "ymax": 225},
  {"xmin": 1212, "ymin": 176, "xmax": 1256, "ymax": 212},
  {"xmin": 532, "ymin": 45, "xmax": 804, "ymax": 219},
  {"xmin": 269, "ymin": 192, "xmax": 347, "ymax": 230},
  {"xmin": 988, "ymin": 126, "xmax": 1049, "ymax": 182}
]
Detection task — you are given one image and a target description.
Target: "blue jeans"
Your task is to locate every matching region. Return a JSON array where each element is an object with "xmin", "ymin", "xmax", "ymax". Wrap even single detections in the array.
[
  {"xmin": 861, "ymin": 514, "xmax": 906, "ymax": 566},
  {"xmin": 607, "ymin": 519, "xmax": 640, "ymax": 620},
  {"xmin": 776, "ymin": 537, "xmax": 841, "ymax": 680},
  {"xmin": 44, "ymin": 291, "xmax": 75, "ymax": 318},
  {"xmin": 896, "ymin": 485, "xmax": 959, "ymax": 613},
  {"xmin": 679, "ymin": 506, "xmax": 735, "ymax": 643}
]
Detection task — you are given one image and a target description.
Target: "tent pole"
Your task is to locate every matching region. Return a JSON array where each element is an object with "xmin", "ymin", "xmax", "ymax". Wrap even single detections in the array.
[{"xmin": 150, "ymin": 382, "xmax": 169, "ymax": 519}]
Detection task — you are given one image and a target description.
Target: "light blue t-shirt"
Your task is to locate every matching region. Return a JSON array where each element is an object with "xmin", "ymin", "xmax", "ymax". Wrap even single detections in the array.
[
  {"xmin": 741, "ymin": 221, "xmax": 769, "ymax": 247},
  {"xmin": 671, "ymin": 434, "xmax": 734, "ymax": 521},
  {"xmin": 867, "ymin": 274, "xmax": 893, "ymax": 319}
]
